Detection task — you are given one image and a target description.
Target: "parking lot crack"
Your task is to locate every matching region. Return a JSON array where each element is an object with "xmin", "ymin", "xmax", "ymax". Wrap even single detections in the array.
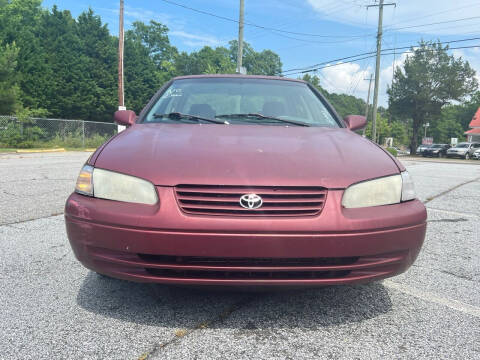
[
  {"xmin": 0, "ymin": 212, "xmax": 64, "ymax": 227},
  {"xmin": 424, "ymin": 176, "xmax": 480, "ymax": 204},
  {"xmin": 440, "ymin": 270, "xmax": 475, "ymax": 282},
  {"xmin": 428, "ymin": 218, "xmax": 468, "ymax": 223},
  {"xmin": 140, "ymin": 296, "xmax": 255, "ymax": 359}
]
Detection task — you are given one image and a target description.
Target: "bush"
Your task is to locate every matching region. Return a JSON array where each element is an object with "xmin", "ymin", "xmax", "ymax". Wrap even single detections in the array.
[
  {"xmin": 0, "ymin": 121, "xmax": 46, "ymax": 148},
  {"xmin": 386, "ymin": 147, "xmax": 398, "ymax": 157}
]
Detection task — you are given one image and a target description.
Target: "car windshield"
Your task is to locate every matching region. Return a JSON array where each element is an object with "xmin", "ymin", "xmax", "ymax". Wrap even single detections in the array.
[
  {"xmin": 455, "ymin": 143, "xmax": 469, "ymax": 148},
  {"xmin": 431, "ymin": 144, "xmax": 442, "ymax": 148},
  {"xmin": 143, "ymin": 78, "xmax": 340, "ymax": 127}
]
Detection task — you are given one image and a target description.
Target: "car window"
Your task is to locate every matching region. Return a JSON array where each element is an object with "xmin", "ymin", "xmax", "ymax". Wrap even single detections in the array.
[{"xmin": 143, "ymin": 78, "xmax": 340, "ymax": 127}]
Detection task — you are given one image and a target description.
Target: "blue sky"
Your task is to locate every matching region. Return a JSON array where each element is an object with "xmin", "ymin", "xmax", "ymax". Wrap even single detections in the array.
[{"xmin": 42, "ymin": 0, "xmax": 480, "ymax": 106}]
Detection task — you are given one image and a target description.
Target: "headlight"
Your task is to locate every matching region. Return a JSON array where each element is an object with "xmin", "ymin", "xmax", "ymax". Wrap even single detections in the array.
[
  {"xmin": 74, "ymin": 165, "xmax": 158, "ymax": 205},
  {"xmin": 342, "ymin": 171, "xmax": 416, "ymax": 208}
]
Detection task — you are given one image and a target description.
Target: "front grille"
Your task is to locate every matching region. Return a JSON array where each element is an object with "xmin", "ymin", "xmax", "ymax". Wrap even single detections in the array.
[
  {"xmin": 174, "ymin": 184, "xmax": 328, "ymax": 216},
  {"xmin": 139, "ymin": 254, "xmax": 356, "ymax": 280},
  {"xmin": 89, "ymin": 246, "xmax": 407, "ymax": 284},
  {"xmin": 145, "ymin": 268, "xmax": 351, "ymax": 280},
  {"xmin": 138, "ymin": 254, "xmax": 358, "ymax": 267}
]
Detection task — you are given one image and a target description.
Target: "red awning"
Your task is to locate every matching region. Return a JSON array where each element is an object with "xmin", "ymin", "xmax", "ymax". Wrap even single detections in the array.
[
  {"xmin": 464, "ymin": 128, "xmax": 480, "ymax": 134},
  {"xmin": 469, "ymin": 107, "xmax": 480, "ymax": 128}
]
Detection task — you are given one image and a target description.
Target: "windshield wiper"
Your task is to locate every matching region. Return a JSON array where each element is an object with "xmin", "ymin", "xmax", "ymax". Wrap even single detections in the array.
[
  {"xmin": 215, "ymin": 113, "xmax": 310, "ymax": 127},
  {"xmin": 153, "ymin": 112, "xmax": 228, "ymax": 125}
]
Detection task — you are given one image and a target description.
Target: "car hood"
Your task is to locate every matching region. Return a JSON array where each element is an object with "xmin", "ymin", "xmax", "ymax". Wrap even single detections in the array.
[{"xmin": 94, "ymin": 123, "xmax": 400, "ymax": 188}]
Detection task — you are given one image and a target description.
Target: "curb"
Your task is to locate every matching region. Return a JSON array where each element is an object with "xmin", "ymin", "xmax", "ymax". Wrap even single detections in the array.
[{"xmin": 16, "ymin": 148, "xmax": 66, "ymax": 153}]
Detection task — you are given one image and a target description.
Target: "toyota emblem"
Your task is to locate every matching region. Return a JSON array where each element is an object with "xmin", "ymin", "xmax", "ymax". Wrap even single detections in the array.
[{"xmin": 239, "ymin": 193, "xmax": 263, "ymax": 209}]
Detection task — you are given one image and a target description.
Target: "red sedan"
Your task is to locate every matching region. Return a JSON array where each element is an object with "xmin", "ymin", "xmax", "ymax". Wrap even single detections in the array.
[{"xmin": 65, "ymin": 75, "xmax": 426, "ymax": 287}]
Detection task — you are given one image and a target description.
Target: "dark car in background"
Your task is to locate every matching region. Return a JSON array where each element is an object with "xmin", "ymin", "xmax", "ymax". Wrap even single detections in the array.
[
  {"xmin": 416, "ymin": 144, "xmax": 431, "ymax": 155},
  {"xmin": 422, "ymin": 144, "xmax": 450, "ymax": 158},
  {"xmin": 446, "ymin": 142, "xmax": 480, "ymax": 159}
]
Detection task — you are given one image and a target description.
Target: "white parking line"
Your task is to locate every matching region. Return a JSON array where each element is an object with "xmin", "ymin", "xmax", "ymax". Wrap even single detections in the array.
[{"xmin": 384, "ymin": 280, "xmax": 480, "ymax": 318}]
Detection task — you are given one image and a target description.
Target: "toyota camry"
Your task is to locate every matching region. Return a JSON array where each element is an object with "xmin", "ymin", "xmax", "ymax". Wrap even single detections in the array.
[{"xmin": 65, "ymin": 75, "xmax": 426, "ymax": 287}]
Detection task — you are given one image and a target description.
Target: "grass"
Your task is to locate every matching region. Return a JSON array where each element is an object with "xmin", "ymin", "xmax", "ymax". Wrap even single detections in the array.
[{"xmin": 0, "ymin": 147, "xmax": 96, "ymax": 153}]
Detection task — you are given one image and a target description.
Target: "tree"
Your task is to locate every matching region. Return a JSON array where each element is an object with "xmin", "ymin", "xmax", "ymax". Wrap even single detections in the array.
[
  {"xmin": 229, "ymin": 40, "xmax": 282, "ymax": 75},
  {"xmin": 388, "ymin": 41, "xmax": 478, "ymax": 152},
  {"xmin": 76, "ymin": 9, "xmax": 117, "ymax": 121},
  {"xmin": 174, "ymin": 46, "xmax": 235, "ymax": 75},
  {"xmin": 301, "ymin": 74, "xmax": 366, "ymax": 118},
  {"xmin": 390, "ymin": 120, "xmax": 409, "ymax": 146},
  {"xmin": 0, "ymin": 42, "xmax": 21, "ymax": 114},
  {"xmin": 128, "ymin": 20, "xmax": 177, "ymax": 83}
]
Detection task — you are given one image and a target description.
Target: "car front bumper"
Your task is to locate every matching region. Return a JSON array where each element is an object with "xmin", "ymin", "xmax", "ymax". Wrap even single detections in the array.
[
  {"xmin": 65, "ymin": 189, "xmax": 427, "ymax": 287},
  {"xmin": 446, "ymin": 152, "xmax": 466, "ymax": 158}
]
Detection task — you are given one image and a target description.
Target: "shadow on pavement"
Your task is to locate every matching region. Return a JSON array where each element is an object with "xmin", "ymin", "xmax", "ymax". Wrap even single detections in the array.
[{"xmin": 76, "ymin": 271, "xmax": 392, "ymax": 330}]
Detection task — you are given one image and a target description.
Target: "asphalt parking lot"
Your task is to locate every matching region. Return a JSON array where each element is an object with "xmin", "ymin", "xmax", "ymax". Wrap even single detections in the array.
[{"xmin": 1, "ymin": 152, "xmax": 479, "ymax": 359}]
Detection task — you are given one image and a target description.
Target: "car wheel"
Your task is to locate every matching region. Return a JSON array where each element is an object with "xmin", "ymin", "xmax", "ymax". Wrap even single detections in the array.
[{"xmin": 465, "ymin": 153, "xmax": 470, "ymax": 160}]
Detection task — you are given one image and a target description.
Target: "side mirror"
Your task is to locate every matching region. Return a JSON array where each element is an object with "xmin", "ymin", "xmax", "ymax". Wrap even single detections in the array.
[
  {"xmin": 343, "ymin": 115, "xmax": 367, "ymax": 131},
  {"xmin": 114, "ymin": 110, "xmax": 137, "ymax": 127}
]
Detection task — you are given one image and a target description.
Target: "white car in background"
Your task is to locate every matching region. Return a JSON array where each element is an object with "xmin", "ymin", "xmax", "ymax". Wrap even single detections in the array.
[
  {"xmin": 473, "ymin": 148, "xmax": 480, "ymax": 160},
  {"xmin": 446, "ymin": 142, "xmax": 480, "ymax": 160}
]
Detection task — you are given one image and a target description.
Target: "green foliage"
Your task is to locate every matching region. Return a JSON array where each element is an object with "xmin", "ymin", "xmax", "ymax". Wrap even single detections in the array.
[
  {"xmin": 174, "ymin": 46, "xmax": 236, "ymax": 76},
  {"xmin": 390, "ymin": 120, "xmax": 409, "ymax": 146},
  {"xmin": 0, "ymin": 108, "xmax": 47, "ymax": 148},
  {"xmin": 386, "ymin": 147, "xmax": 398, "ymax": 157},
  {"xmin": 301, "ymin": 74, "xmax": 366, "ymax": 118},
  {"xmin": 229, "ymin": 40, "xmax": 282, "ymax": 76},
  {"xmin": 0, "ymin": 42, "xmax": 21, "ymax": 114},
  {"xmin": 388, "ymin": 41, "xmax": 478, "ymax": 152},
  {"xmin": 0, "ymin": 2, "xmax": 283, "ymax": 121}
]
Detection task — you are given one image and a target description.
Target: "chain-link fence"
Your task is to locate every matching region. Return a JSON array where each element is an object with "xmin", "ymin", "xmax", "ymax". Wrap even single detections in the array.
[{"xmin": 0, "ymin": 115, "xmax": 118, "ymax": 149}]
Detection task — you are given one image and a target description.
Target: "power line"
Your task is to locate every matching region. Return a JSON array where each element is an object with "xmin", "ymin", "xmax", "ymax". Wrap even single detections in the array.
[
  {"xmin": 385, "ymin": 15, "xmax": 480, "ymax": 33},
  {"xmin": 281, "ymin": 36, "xmax": 480, "ymax": 74},
  {"xmin": 158, "ymin": 0, "xmax": 367, "ymax": 39},
  {"xmin": 284, "ymin": 44, "xmax": 480, "ymax": 77},
  {"xmin": 384, "ymin": 1, "xmax": 479, "ymax": 28}
]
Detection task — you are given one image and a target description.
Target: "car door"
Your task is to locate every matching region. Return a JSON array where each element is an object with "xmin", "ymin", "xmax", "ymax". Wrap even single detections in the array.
[{"xmin": 470, "ymin": 143, "xmax": 479, "ymax": 155}]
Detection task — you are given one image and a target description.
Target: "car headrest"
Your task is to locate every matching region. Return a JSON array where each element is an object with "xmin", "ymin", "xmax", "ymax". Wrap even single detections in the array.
[
  {"xmin": 188, "ymin": 104, "xmax": 216, "ymax": 119},
  {"xmin": 261, "ymin": 101, "xmax": 285, "ymax": 117}
]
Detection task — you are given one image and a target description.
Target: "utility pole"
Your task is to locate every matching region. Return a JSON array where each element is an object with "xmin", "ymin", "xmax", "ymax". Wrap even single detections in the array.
[
  {"xmin": 236, "ymin": 0, "xmax": 245, "ymax": 74},
  {"xmin": 367, "ymin": 0, "xmax": 395, "ymax": 142},
  {"xmin": 363, "ymin": 74, "xmax": 374, "ymax": 137},
  {"xmin": 118, "ymin": 0, "xmax": 125, "ymax": 111}
]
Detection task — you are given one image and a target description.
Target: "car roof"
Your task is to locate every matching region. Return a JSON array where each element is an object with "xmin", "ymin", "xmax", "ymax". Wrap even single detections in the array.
[{"xmin": 171, "ymin": 74, "xmax": 306, "ymax": 84}]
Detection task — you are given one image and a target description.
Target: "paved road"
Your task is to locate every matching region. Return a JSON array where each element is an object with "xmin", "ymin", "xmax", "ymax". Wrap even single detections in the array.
[{"xmin": 1, "ymin": 153, "xmax": 479, "ymax": 359}]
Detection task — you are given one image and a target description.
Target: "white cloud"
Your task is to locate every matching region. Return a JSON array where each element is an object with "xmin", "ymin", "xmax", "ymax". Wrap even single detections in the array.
[
  {"xmin": 306, "ymin": 0, "xmax": 480, "ymax": 36},
  {"xmin": 319, "ymin": 52, "xmax": 409, "ymax": 106},
  {"xmin": 320, "ymin": 62, "xmax": 371, "ymax": 94},
  {"xmin": 169, "ymin": 30, "xmax": 224, "ymax": 47},
  {"xmin": 97, "ymin": 6, "xmax": 222, "ymax": 49},
  {"xmin": 319, "ymin": 45, "xmax": 480, "ymax": 107}
]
